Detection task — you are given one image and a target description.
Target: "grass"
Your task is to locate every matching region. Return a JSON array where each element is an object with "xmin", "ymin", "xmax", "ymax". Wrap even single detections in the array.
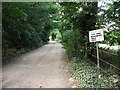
[{"xmin": 69, "ymin": 57, "xmax": 120, "ymax": 88}]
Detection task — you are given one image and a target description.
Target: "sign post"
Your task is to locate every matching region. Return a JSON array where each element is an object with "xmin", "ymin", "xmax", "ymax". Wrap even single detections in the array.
[
  {"xmin": 96, "ymin": 43, "xmax": 99, "ymax": 68},
  {"xmin": 89, "ymin": 29, "xmax": 104, "ymax": 68}
]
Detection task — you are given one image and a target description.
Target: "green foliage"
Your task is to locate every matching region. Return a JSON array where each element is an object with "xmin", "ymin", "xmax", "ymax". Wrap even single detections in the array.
[
  {"xmin": 59, "ymin": 2, "xmax": 120, "ymax": 88},
  {"xmin": 70, "ymin": 57, "xmax": 119, "ymax": 88},
  {"xmin": 62, "ymin": 30, "xmax": 85, "ymax": 58},
  {"xmin": 2, "ymin": 2, "xmax": 58, "ymax": 61},
  {"xmin": 98, "ymin": 1, "xmax": 120, "ymax": 45},
  {"xmin": 59, "ymin": 1, "xmax": 120, "ymax": 64},
  {"xmin": 103, "ymin": 30, "xmax": 120, "ymax": 45},
  {"xmin": 59, "ymin": 2, "xmax": 98, "ymax": 58},
  {"xmin": 49, "ymin": 29, "xmax": 62, "ymax": 41}
]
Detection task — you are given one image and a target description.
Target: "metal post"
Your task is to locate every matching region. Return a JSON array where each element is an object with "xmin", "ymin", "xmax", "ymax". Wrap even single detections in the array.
[{"xmin": 96, "ymin": 43, "xmax": 100, "ymax": 68}]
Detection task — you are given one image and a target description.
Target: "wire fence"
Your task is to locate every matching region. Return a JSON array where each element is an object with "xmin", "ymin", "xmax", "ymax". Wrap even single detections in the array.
[
  {"xmin": 91, "ymin": 47, "xmax": 118, "ymax": 56},
  {"xmin": 87, "ymin": 58, "xmax": 113, "ymax": 76},
  {"xmin": 99, "ymin": 49, "xmax": 118, "ymax": 56},
  {"xmin": 88, "ymin": 52, "xmax": 120, "ymax": 71}
]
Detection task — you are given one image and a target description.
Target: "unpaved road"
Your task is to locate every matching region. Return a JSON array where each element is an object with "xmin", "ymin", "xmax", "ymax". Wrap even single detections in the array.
[{"xmin": 2, "ymin": 41, "xmax": 76, "ymax": 88}]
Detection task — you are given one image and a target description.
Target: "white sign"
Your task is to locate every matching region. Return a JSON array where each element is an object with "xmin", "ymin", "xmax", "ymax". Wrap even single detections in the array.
[{"xmin": 89, "ymin": 29, "xmax": 104, "ymax": 42}]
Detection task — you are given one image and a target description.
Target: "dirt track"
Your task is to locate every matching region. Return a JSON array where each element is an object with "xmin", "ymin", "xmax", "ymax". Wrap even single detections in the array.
[{"xmin": 2, "ymin": 41, "xmax": 76, "ymax": 88}]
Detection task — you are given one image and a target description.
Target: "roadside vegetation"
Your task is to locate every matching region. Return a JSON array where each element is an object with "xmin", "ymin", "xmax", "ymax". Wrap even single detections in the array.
[
  {"xmin": 2, "ymin": 2, "xmax": 59, "ymax": 63},
  {"xmin": 69, "ymin": 57, "xmax": 120, "ymax": 88},
  {"xmin": 2, "ymin": 1, "xmax": 120, "ymax": 88},
  {"xmin": 58, "ymin": 1, "xmax": 120, "ymax": 88}
]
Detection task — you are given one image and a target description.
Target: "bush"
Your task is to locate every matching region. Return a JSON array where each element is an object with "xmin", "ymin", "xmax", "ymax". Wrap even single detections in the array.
[{"xmin": 62, "ymin": 30, "xmax": 85, "ymax": 58}]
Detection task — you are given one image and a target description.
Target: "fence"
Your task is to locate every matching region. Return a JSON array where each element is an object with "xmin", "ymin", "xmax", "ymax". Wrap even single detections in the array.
[{"xmin": 87, "ymin": 47, "xmax": 120, "ymax": 75}]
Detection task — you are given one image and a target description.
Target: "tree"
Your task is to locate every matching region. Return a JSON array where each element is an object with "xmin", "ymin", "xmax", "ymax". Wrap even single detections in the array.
[
  {"xmin": 59, "ymin": 2, "xmax": 98, "ymax": 58},
  {"xmin": 2, "ymin": 2, "xmax": 58, "ymax": 60}
]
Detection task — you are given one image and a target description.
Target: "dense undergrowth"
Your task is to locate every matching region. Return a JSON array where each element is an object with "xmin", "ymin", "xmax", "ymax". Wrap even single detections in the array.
[{"xmin": 69, "ymin": 57, "xmax": 120, "ymax": 88}]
